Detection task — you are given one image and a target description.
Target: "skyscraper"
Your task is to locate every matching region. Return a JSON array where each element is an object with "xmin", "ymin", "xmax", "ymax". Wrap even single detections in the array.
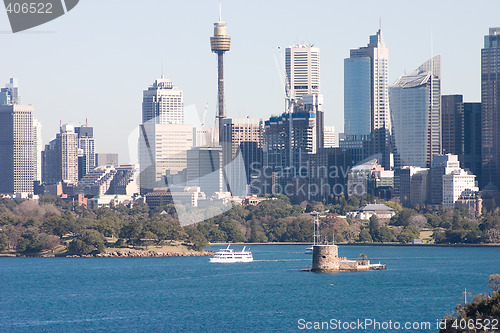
[
  {"xmin": 75, "ymin": 123, "xmax": 96, "ymax": 179},
  {"xmin": 0, "ymin": 104, "xmax": 34, "ymax": 194},
  {"xmin": 324, "ymin": 126, "xmax": 336, "ymax": 148},
  {"xmin": 481, "ymin": 27, "xmax": 500, "ymax": 189},
  {"xmin": 285, "ymin": 45, "xmax": 320, "ymax": 100},
  {"xmin": 42, "ymin": 125, "xmax": 79, "ymax": 185},
  {"xmin": 0, "ymin": 78, "xmax": 20, "ymax": 105},
  {"xmin": 142, "ymin": 78, "xmax": 183, "ymax": 125},
  {"xmin": 390, "ymin": 56, "xmax": 441, "ymax": 168},
  {"xmin": 344, "ymin": 28, "xmax": 390, "ymax": 168},
  {"xmin": 138, "ymin": 122, "xmax": 193, "ymax": 194},
  {"xmin": 441, "ymin": 95, "xmax": 464, "ymax": 155},
  {"xmin": 33, "ymin": 118, "xmax": 43, "ymax": 182},
  {"xmin": 58, "ymin": 125, "xmax": 79, "ymax": 184},
  {"xmin": 463, "ymin": 102, "xmax": 482, "ymax": 182}
]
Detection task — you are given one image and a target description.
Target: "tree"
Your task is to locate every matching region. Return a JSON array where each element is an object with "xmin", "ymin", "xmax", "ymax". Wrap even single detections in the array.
[
  {"xmin": 359, "ymin": 253, "xmax": 367, "ymax": 261},
  {"xmin": 68, "ymin": 230, "xmax": 106, "ymax": 255},
  {"xmin": 0, "ymin": 233, "xmax": 9, "ymax": 252},
  {"xmin": 378, "ymin": 227, "xmax": 394, "ymax": 243},
  {"xmin": 369, "ymin": 215, "xmax": 380, "ymax": 241},
  {"xmin": 397, "ymin": 226, "xmax": 420, "ymax": 243},
  {"xmin": 185, "ymin": 227, "xmax": 208, "ymax": 251},
  {"xmin": 358, "ymin": 229, "xmax": 373, "ymax": 242},
  {"xmin": 488, "ymin": 273, "xmax": 500, "ymax": 292}
]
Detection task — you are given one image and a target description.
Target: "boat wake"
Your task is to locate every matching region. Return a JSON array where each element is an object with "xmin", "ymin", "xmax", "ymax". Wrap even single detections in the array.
[{"xmin": 253, "ymin": 259, "xmax": 309, "ymax": 262}]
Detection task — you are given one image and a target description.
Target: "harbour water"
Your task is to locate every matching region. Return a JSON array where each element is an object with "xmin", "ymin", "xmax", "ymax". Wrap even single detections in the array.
[{"xmin": 1, "ymin": 245, "xmax": 499, "ymax": 332}]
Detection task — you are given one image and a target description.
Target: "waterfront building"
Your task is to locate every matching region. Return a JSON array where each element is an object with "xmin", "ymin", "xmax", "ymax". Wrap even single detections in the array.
[
  {"xmin": 343, "ymin": 28, "xmax": 391, "ymax": 168},
  {"xmin": 0, "ymin": 104, "xmax": 34, "ymax": 194},
  {"xmin": 390, "ymin": 56, "xmax": 441, "ymax": 168},
  {"xmin": 142, "ymin": 78, "xmax": 183, "ymax": 125},
  {"xmin": 346, "ymin": 204, "xmax": 396, "ymax": 221},
  {"xmin": 481, "ymin": 27, "xmax": 500, "ymax": 189}
]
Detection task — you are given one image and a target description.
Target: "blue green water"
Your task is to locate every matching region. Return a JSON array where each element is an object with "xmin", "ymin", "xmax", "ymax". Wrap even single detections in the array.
[{"xmin": 0, "ymin": 245, "xmax": 499, "ymax": 332}]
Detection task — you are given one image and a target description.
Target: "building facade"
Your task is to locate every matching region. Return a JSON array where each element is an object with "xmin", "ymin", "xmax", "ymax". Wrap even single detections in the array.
[
  {"xmin": 481, "ymin": 27, "xmax": 500, "ymax": 189},
  {"xmin": 390, "ymin": 56, "xmax": 441, "ymax": 168},
  {"xmin": 324, "ymin": 126, "xmax": 336, "ymax": 148},
  {"xmin": 285, "ymin": 45, "xmax": 320, "ymax": 100},
  {"xmin": 343, "ymin": 29, "xmax": 391, "ymax": 168},
  {"xmin": 75, "ymin": 125, "xmax": 96, "ymax": 179},
  {"xmin": 441, "ymin": 95, "xmax": 464, "ymax": 155},
  {"xmin": 138, "ymin": 122, "xmax": 193, "ymax": 194},
  {"xmin": 142, "ymin": 78, "xmax": 183, "ymax": 125},
  {"xmin": 0, "ymin": 104, "xmax": 34, "ymax": 194}
]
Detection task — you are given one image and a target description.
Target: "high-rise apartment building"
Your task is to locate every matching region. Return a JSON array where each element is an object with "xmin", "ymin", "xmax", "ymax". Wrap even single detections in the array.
[
  {"xmin": 0, "ymin": 104, "xmax": 34, "ymax": 194},
  {"xmin": 42, "ymin": 125, "xmax": 79, "ymax": 185},
  {"xmin": 343, "ymin": 29, "xmax": 390, "ymax": 168},
  {"xmin": 481, "ymin": 27, "xmax": 500, "ymax": 189},
  {"xmin": 58, "ymin": 125, "xmax": 79, "ymax": 184},
  {"xmin": 142, "ymin": 78, "xmax": 183, "ymax": 125},
  {"xmin": 33, "ymin": 118, "xmax": 43, "ymax": 182},
  {"xmin": 390, "ymin": 56, "xmax": 441, "ymax": 168},
  {"xmin": 285, "ymin": 45, "xmax": 320, "ymax": 100},
  {"xmin": 75, "ymin": 124, "xmax": 96, "ymax": 179}
]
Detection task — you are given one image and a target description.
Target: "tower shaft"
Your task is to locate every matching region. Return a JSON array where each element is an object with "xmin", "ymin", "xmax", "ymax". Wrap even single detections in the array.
[{"xmin": 217, "ymin": 52, "xmax": 225, "ymax": 143}]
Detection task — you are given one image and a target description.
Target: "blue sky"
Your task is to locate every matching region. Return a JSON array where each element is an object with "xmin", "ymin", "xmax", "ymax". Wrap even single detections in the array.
[{"xmin": 0, "ymin": 0, "xmax": 498, "ymax": 163}]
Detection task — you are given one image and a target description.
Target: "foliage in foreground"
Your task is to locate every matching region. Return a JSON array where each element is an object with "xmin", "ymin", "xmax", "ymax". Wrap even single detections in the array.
[{"xmin": 440, "ymin": 274, "xmax": 500, "ymax": 333}]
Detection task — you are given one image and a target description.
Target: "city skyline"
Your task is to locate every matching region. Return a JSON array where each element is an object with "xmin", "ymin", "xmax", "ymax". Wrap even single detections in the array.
[{"xmin": 0, "ymin": 1, "xmax": 499, "ymax": 163}]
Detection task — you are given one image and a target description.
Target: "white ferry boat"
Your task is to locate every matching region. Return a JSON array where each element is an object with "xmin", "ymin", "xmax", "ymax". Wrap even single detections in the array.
[{"xmin": 209, "ymin": 245, "xmax": 253, "ymax": 263}]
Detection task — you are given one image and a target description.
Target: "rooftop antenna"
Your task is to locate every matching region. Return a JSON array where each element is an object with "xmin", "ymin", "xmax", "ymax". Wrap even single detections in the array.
[
  {"xmin": 161, "ymin": 57, "xmax": 164, "ymax": 79},
  {"xmin": 219, "ymin": 0, "xmax": 222, "ymax": 21},
  {"xmin": 86, "ymin": 117, "xmax": 88, "ymax": 127},
  {"xmin": 201, "ymin": 103, "xmax": 208, "ymax": 127}
]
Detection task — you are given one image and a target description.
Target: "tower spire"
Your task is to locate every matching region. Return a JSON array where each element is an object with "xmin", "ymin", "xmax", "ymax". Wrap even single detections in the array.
[{"xmin": 219, "ymin": 0, "xmax": 222, "ymax": 22}]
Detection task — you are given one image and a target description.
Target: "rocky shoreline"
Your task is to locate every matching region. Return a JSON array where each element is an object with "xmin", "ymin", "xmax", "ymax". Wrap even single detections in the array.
[
  {"xmin": 1, "ymin": 250, "xmax": 213, "ymax": 258},
  {"xmin": 66, "ymin": 250, "xmax": 213, "ymax": 258}
]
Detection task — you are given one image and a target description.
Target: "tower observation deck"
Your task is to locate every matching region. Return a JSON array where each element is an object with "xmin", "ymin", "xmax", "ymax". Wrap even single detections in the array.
[{"xmin": 210, "ymin": 1, "xmax": 231, "ymax": 144}]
